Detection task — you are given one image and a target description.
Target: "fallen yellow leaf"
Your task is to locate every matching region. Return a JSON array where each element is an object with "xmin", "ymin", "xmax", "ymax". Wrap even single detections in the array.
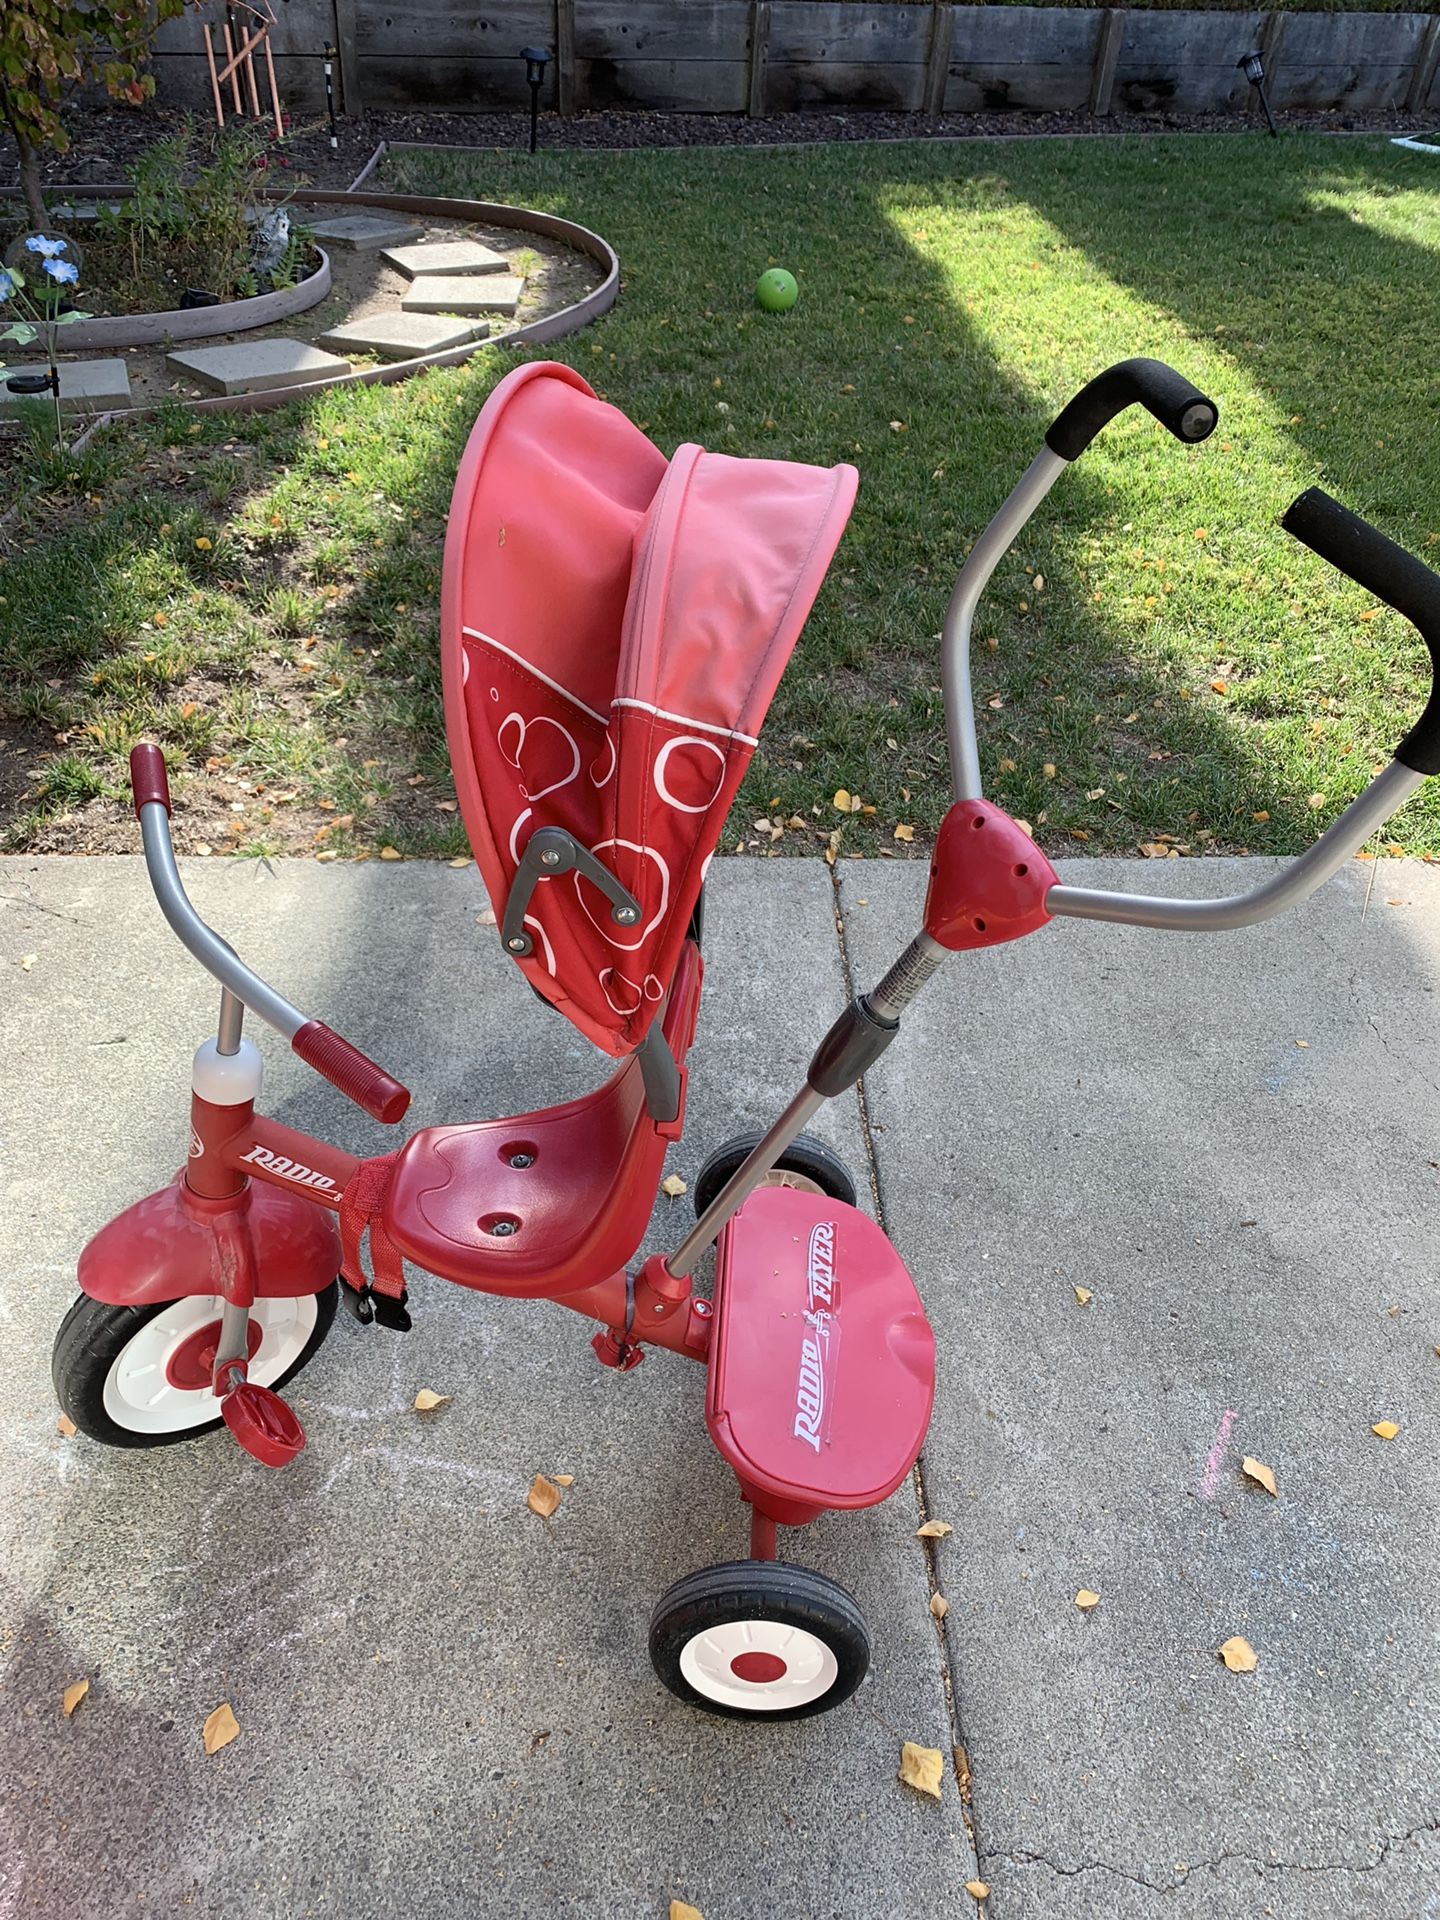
[
  {"xmin": 19, "ymin": 953, "xmax": 37, "ymax": 971},
  {"xmin": 899, "ymin": 1741, "xmax": 944, "ymax": 1800},
  {"xmin": 1372, "ymin": 1419, "xmax": 1400, "ymax": 1441},
  {"xmin": 1073, "ymin": 1285, "xmax": 1093, "ymax": 1306},
  {"xmin": 528, "ymin": 1473, "xmax": 562, "ymax": 1518},
  {"xmin": 1219, "ymin": 1635, "xmax": 1258, "ymax": 1673},
  {"xmin": 1308, "ymin": 793, "xmax": 1327, "ymax": 810},
  {"xmin": 413, "ymin": 1389, "xmax": 451, "ymax": 1412},
  {"xmin": 966, "ymin": 1884, "xmax": 991, "ymax": 1903},
  {"xmin": 833, "ymin": 788, "xmax": 855, "ymax": 813},
  {"xmin": 379, "ymin": 846, "xmax": 403, "ymax": 861},
  {"xmin": 1042, "ymin": 762, "xmax": 1056, "ymax": 778},
  {"xmin": 62, "ymin": 1678, "xmax": 89, "ymax": 1717},
  {"xmin": 1075, "ymin": 1589, "xmax": 1100, "ymax": 1611},
  {"xmin": 929, "ymin": 1591, "xmax": 950, "ymax": 1620},
  {"xmin": 1210, "ymin": 679, "xmax": 1229, "ymax": 695},
  {"xmin": 670, "ymin": 1902, "xmax": 703, "ymax": 1920},
  {"xmin": 661, "ymin": 1173, "xmax": 688, "ymax": 1198},
  {"xmin": 894, "ymin": 823, "xmax": 915, "ymax": 843},
  {"xmin": 1242, "ymin": 1456, "xmax": 1277, "ymax": 1496},
  {"xmin": 203, "ymin": 1702, "xmax": 240, "ymax": 1753},
  {"xmin": 57, "ymin": 1414, "xmax": 77, "ymax": 1437},
  {"xmin": 552, "ymin": 1473, "xmax": 575, "ymax": 1487},
  {"xmin": 916, "ymin": 1520, "xmax": 953, "ymax": 1540}
]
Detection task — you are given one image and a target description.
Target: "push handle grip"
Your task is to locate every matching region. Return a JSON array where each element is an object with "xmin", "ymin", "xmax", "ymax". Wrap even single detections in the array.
[
  {"xmin": 292, "ymin": 1019, "xmax": 411, "ymax": 1125},
  {"xmin": 130, "ymin": 742, "xmax": 172, "ymax": 817},
  {"xmin": 1045, "ymin": 357, "xmax": 1219, "ymax": 462},
  {"xmin": 1282, "ymin": 487, "xmax": 1440, "ymax": 775}
]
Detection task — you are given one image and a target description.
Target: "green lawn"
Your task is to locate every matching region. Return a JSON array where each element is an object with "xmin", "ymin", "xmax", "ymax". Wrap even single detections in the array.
[{"xmin": 3, "ymin": 132, "xmax": 1439, "ymax": 862}]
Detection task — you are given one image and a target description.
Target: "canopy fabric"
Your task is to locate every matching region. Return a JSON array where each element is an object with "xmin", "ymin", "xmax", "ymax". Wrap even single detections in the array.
[{"xmin": 441, "ymin": 361, "xmax": 858, "ymax": 1056}]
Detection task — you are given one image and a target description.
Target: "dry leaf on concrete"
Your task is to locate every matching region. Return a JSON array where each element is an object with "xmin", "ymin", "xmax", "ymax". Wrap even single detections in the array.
[
  {"xmin": 203, "ymin": 1702, "xmax": 240, "ymax": 1753},
  {"xmin": 916, "ymin": 1520, "xmax": 953, "ymax": 1540},
  {"xmin": 62, "ymin": 1678, "xmax": 89, "ymax": 1717},
  {"xmin": 1075, "ymin": 1589, "xmax": 1100, "ymax": 1611},
  {"xmin": 966, "ymin": 1884, "xmax": 991, "ymax": 1903},
  {"xmin": 1073, "ymin": 1286, "xmax": 1093, "ymax": 1306},
  {"xmin": 1372, "ymin": 1420, "xmax": 1400, "ymax": 1440},
  {"xmin": 552, "ymin": 1474, "xmax": 575, "ymax": 1487},
  {"xmin": 1242, "ymin": 1456, "xmax": 1277, "ymax": 1496},
  {"xmin": 661, "ymin": 1174, "xmax": 688, "ymax": 1197},
  {"xmin": 929, "ymin": 1592, "xmax": 950, "ymax": 1620},
  {"xmin": 955, "ymin": 1743, "xmax": 973, "ymax": 1804},
  {"xmin": 528, "ymin": 1474, "xmax": 562, "ymax": 1518},
  {"xmin": 57, "ymin": 1415, "xmax": 77, "ymax": 1437},
  {"xmin": 670, "ymin": 1903, "xmax": 704, "ymax": 1920},
  {"xmin": 899, "ymin": 1741, "xmax": 944, "ymax": 1800},
  {"xmin": 1219, "ymin": 1636, "xmax": 1258, "ymax": 1673},
  {"xmin": 413, "ymin": 1389, "xmax": 451, "ymax": 1412}
]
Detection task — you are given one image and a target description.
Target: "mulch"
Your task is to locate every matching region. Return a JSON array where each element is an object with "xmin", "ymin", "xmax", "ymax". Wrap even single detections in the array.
[{"xmin": 2, "ymin": 99, "xmax": 1435, "ymax": 199}]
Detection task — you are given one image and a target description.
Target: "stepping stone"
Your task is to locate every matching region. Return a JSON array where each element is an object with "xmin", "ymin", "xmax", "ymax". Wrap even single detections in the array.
[
  {"xmin": 0, "ymin": 357, "xmax": 131, "ymax": 414},
  {"xmin": 316, "ymin": 312, "xmax": 491, "ymax": 362},
  {"xmin": 401, "ymin": 275, "xmax": 525, "ymax": 318},
  {"xmin": 304, "ymin": 214, "xmax": 426, "ymax": 252},
  {"xmin": 380, "ymin": 239, "xmax": 510, "ymax": 279},
  {"xmin": 165, "ymin": 338, "xmax": 352, "ymax": 396}
]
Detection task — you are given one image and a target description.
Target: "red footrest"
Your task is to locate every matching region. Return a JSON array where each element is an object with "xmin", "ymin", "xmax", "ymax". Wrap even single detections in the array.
[
  {"xmin": 706, "ymin": 1186, "xmax": 935, "ymax": 1523},
  {"xmin": 222, "ymin": 1381, "xmax": 306, "ymax": 1468}
]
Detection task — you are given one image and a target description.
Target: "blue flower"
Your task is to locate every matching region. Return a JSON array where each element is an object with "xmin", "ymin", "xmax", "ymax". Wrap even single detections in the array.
[
  {"xmin": 0, "ymin": 268, "xmax": 16, "ymax": 302},
  {"xmin": 44, "ymin": 258, "xmax": 80, "ymax": 286},
  {"xmin": 25, "ymin": 235, "xmax": 67, "ymax": 259}
]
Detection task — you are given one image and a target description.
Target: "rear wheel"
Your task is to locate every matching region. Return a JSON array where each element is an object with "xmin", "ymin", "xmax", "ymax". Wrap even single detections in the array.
[
  {"xmin": 52, "ymin": 1283, "xmax": 339, "ymax": 1449},
  {"xmin": 692, "ymin": 1130, "xmax": 858, "ymax": 1218},
  {"xmin": 649, "ymin": 1560, "xmax": 870, "ymax": 1721}
]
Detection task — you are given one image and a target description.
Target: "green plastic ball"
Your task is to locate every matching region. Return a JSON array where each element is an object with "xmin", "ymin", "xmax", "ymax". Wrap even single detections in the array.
[{"xmin": 756, "ymin": 268, "xmax": 799, "ymax": 314}]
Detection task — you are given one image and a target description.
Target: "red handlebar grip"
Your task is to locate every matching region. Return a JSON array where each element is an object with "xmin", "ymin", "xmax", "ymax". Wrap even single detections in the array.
[
  {"xmin": 130, "ymin": 742, "xmax": 172, "ymax": 819},
  {"xmin": 292, "ymin": 1020, "xmax": 411, "ymax": 1125}
]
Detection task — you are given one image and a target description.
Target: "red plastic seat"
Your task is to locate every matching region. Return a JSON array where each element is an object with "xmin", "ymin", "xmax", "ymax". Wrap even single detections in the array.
[
  {"xmin": 381, "ymin": 943, "xmax": 701, "ymax": 1300},
  {"xmin": 707, "ymin": 1186, "xmax": 936, "ymax": 1525}
]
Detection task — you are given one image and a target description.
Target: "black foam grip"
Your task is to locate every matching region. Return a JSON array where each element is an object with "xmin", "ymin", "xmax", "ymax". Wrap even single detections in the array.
[
  {"xmin": 1045, "ymin": 358, "xmax": 1219, "ymax": 462},
  {"xmin": 1282, "ymin": 488, "xmax": 1440, "ymax": 775}
]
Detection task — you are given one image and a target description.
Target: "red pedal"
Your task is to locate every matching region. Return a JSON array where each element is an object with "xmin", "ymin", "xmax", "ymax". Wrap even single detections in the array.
[
  {"xmin": 707, "ymin": 1187, "xmax": 935, "ymax": 1524},
  {"xmin": 222, "ymin": 1382, "xmax": 306, "ymax": 1468}
]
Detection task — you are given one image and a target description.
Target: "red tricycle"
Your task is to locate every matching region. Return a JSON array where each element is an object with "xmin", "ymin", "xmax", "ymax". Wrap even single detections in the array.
[{"xmin": 55, "ymin": 358, "xmax": 1440, "ymax": 1719}]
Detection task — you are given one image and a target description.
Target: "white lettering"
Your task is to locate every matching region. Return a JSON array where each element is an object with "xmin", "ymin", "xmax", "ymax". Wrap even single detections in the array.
[
  {"xmin": 792, "ymin": 1337, "xmax": 825, "ymax": 1451},
  {"xmin": 241, "ymin": 1144, "xmax": 336, "ymax": 1192}
]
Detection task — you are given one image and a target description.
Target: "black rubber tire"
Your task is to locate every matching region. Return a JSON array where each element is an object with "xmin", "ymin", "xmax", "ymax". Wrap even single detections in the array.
[
  {"xmin": 649, "ymin": 1559, "xmax": 871, "ymax": 1721},
  {"xmin": 692, "ymin": 1130, "xmax": 858, "ymax": 1218},
  {"xmin": 51, "ymin": 1281, "xmax": 339, "ymax": 1450}
]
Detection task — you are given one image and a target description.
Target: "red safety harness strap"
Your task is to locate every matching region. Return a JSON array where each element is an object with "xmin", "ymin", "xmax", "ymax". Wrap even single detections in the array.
[{"xmin": 339, "ymin": 1153, "xmax": 407, "ymax": 1311}]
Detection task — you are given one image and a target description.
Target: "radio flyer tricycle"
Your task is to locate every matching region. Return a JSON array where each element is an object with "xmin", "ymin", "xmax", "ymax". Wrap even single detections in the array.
[{"xmin": 54, "ymin": 358, "xmax": 1440, "ymax": 1719}]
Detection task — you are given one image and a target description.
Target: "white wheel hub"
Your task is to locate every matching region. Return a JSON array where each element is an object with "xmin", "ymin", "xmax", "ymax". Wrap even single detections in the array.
[
  {"xmin": 679, "ymin": 1616, "xmax": 839, "ymax": 1711},
  {"xmin": 102, "ymin": 1294, "xmax": 318, "ymax": 1436}
]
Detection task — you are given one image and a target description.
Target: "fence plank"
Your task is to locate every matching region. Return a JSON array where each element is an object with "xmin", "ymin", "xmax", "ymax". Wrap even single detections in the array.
[
  {"xmin": 358, "ymin": 55, "xmax": 546, "ymax": 109},
  {"xmin": 1090, "ymin": 7, "xmax": 1124, "ymax": 113},
  {"xmin": 945, "ymin": 7, "xmax": 1096, "ymax": 113},
  {"xmin": 769, "ymin": 2, "xmax": 933, "ymax": 68},
  {"xmin": 1114, "ymin": 9, "xmax": 1268, "ymax": 112},
  {"xmin": 354, "ymin": 0, "xmax": 554, "ymax": 62},
  {"xmin": 1405, "ymin": 11, "xmax": 1440, "ymax": 111},
  {"xmin": 334, "ymin": 0, "xmax": 364, "ymax": 116},
  {"xmin": 574, "ymin": 0, "xmax": 746, "ymax": 62},
  {"xmin": 1269, "ymin": 8, "xmax": 1428, "ymax": 109},
  {"xmin": 923, "ymin": 2, "xmax": 955, "ymax": 117},
  {"xmin": 576, "ymin": 57, "xmax": 749, "ymax": 113},
  {"xmin": 557, "ymin": 0, "xmax": 577, "ymax": 115},
  {"xmin": 750, "ymin": 0, "xmax": 772, "ymax": 115}
]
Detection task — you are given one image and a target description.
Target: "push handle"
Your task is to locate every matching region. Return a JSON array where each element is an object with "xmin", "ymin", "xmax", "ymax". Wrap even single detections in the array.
[
  {"xmin": 1045, "ymin": 357, "xmax": 1219, "ymax": 462},
  {"xmin": 130, "ymin": 741, "xmax": 172, "ymax": 817},
  {"xmin": 1282, "ymin": 487, "xmax": 1440, "ymax": 775},
  {"xmin": 292, "ymin": 1019, "xmax": 411, "ymax": 1125}
]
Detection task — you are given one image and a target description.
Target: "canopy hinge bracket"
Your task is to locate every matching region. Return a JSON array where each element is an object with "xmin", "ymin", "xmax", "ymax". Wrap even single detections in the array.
[{"xmin": 499, "ymin": 826, "xmax": 643, "ymax": 960}]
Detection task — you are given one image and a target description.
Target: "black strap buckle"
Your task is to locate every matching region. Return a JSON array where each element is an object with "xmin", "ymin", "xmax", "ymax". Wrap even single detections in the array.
[
  {"xmin": 370, "ymin": 1288, "xmax": 412, "ymax": 1334},
  {"xmin": 340, "ymin": 1281, "xmax": 375, "ymax": 1325}
]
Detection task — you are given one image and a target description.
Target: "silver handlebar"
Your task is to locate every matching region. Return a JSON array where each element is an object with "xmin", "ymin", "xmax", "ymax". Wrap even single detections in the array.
[
  {"xmin": 941, "ymin": 447, "xmax": 1423, "ymax": 933},
  {"xmin": 139, "ymin": 801, "xmax": 306, "ymax": 1039}
]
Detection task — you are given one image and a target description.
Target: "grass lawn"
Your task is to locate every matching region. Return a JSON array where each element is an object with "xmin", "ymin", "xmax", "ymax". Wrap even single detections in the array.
[{"xmin": 2, "ymin": 131, "xmax": 1439, "ymax": 863}]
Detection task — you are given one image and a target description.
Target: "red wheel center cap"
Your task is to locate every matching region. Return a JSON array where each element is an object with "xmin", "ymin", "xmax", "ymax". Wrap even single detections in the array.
[
  {"xmin": 166, "ymin": 1318, "xmax": 262, "ymax": 1390},
  {"xmin": 730, "ymin": 1650, "xmax": 788, "ymax": 1685}
]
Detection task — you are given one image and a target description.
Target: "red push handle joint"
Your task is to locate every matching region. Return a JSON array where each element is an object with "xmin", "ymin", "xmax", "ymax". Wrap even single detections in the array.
[
  {"xmin": 292, "ymin": 1019, "xmax": 411, "ymax": 1125},
  {"xmin": 130, "ymin": 742, "xmax": 172, "ymax": 819}
]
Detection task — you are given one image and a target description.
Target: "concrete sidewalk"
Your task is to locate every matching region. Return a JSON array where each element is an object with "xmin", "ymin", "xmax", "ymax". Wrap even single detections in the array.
[{"xmin": 2, "ymin": 851, "xmax": 1438, "ymax": 1918}]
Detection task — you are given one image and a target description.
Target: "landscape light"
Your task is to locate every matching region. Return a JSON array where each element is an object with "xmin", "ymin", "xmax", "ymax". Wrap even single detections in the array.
[
  {"xmin": 1238, "ymin": 50, "xmax": 1279, "ymax": 137},
  {"xmin": 520, "ymin": 47, "xmax": 552, "ymax": 154}
]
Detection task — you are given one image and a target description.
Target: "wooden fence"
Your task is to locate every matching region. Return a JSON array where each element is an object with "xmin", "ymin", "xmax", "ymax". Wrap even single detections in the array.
[{"xmin": 147, "ymin": 1, "xmax": 1440, "ymax": 122}]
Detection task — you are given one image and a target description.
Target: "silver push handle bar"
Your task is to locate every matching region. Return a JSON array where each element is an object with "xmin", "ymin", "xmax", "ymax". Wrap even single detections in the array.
[
  {"xmin": 129, "ymin": 745, "xmax": 410, "ymax": 1123},
  {"xmin": 942, "ymin": 361, "xmax": 1440, "ymax": 935}
]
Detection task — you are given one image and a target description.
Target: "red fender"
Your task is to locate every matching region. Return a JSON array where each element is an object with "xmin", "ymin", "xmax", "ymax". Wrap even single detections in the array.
[{"xmin": 77, "ymin": 1177, "xmax": 341, "ymax": 1309}]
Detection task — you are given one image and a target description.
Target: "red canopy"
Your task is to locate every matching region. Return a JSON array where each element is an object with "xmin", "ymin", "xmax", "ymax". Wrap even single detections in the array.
[{"xmin": 441, "ymin": 362, "xmax": 858, "ymax": 1056}]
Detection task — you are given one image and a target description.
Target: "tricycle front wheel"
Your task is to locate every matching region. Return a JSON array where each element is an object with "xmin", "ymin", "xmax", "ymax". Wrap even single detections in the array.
[{"xmin": 52, "ymin": 1283, "xmax": 339, "ymax": 1449}]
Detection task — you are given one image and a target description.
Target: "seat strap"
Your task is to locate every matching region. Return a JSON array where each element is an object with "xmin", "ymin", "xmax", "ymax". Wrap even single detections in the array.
[{"xmin": 339, "ymin": 1152, "xmax": 409, "ymax": 1325}]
